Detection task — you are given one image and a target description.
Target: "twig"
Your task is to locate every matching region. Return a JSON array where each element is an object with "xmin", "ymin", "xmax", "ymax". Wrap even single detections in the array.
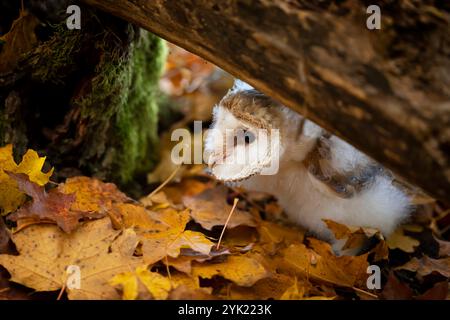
[
  {"xmin": 147, "ymin": 166, "xmax": 181, "ymax": 199},
  {"xmin": 352, "ymin": 286, "xmax": 379, "ymax": 299},
  {"xmin": 57, "ymin": 283, "xmax": 66, "ymax": 300},
  {"xmin": 216, "ymin": 198, "xmax": 239, "ymax": 250}
]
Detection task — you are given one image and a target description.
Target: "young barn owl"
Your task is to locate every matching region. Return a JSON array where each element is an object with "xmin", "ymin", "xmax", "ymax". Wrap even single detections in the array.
[{"xmin": 204, "ymin": 80, "xmax": 411, "ymax": 245}]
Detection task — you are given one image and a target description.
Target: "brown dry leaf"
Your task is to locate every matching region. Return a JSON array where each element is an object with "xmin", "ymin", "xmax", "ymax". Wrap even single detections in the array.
[
  {"xmin": 0, "ymin": 10, "xmax": 39, "ymax": 73},
  {"xmin": 139, "ymin": 191, "xmax": 173, "ymax": 208},
  {"xmin": 114, "ymin": 203, "xmax": 170, "ymax": 232},
  {"xmin": 58, "ymin": 176, "xmax": 130, "ymax": 212},
  {"xmin": 381, "ymin": 272, "xmax": 414, "ymax": 300},
  {"xmin": 369, "ymin": 240, "xmax": 390, "ymax": 262},
  {"xmin": 0, "ymin": 145, "xmax": 53, "ymax": 215},
  {"xmin": 279, "ymin": 242, "xmax": 369, "ymax": 288},
  {"xmin": 386, "ymin": 227, "xmax": 420, "ymax": 253},
  {"xmin": 415, "ymin": 281, "xmax": 449, "ymax": 300},
  {"xmin": 168, "ymin": 285, "xmax": 215, "ymax": 300},
  {"xmin": 221, "ymin": 226, "xmax": 257, "ymax": 248},
  {"xmin": 111, "ymin": 266, "xmax": 201, "ymax": 300},
  {"xmin": 192, "ymin": 254, "xmax": 269, "ymax": 287},
  {"xmin": 280, "ymin": 279, "xmax": 336, "ymax": 300},
  {"xmin": 433, "ymin": 236, "xmax": 450, "ymax": 257},
  {"xmin": 142, "ymin": 229, "xmax": 214, "ymax": 265},
  {"xmin": 0, "ymin": 218, "xmax": 144, "ymax": 299},
  {"xmin": 183, "ymin": 185, "xmax": 256, "ymax": 230},
  {"xmin": 114, "ymin": 204, "xmax": 214, "ymax": 264},
  {"xmin": 0, "ymin": 218, "xmax": 10, "ymax": 254},
  {"xmin": 140, "ymin": 207, "xmax": 214, "ymax": 263},
  {"xmin": 163, "ymin": 178, "xmax": 214, "ymax": 204},
  {"xmin": 396, "ymin": 256, "xmax": 450, "ymax": 278},
  {"xmin": 324, "ymin": 219, "xmax": 380, "ymax": 251},
  {"xmin": 258, "ymin": 221, "xmax": 304, "ymax": 254},
  {"xmin": 164, "ymin": 247, "xmax": 233, "ymax": 274},
  {"xmin": 226, "ymin": 274, "xmax": 297, "ymax": 300},
  {"xmin": 165, "ymin": 256, "xmax": 198, "ymax": 274},
  {"xmin": 7, "ymin": 172, "xmax": 104, "ymax": 233}
]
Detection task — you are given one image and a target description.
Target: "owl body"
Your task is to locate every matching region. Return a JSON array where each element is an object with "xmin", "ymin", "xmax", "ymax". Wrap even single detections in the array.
[{"xmin": 205, "ymin": 80, "xmax": 411, "ymax": 243}]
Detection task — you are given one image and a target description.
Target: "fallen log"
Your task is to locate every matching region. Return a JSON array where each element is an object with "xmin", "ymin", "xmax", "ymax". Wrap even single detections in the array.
[{"xmin": 82, "ymin": 0, "xmax": 450, "ymax": 201}]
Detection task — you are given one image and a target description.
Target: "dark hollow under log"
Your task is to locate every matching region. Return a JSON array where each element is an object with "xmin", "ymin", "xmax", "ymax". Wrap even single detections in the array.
[{"xmin": 82, "ymin": 0, "xmax": 450, "ymax": 202}]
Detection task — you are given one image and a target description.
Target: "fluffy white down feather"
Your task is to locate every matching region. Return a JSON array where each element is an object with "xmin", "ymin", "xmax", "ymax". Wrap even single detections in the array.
[{"xmin": 205, "ymin": 80, "xmax": 411, "ymax": 245}]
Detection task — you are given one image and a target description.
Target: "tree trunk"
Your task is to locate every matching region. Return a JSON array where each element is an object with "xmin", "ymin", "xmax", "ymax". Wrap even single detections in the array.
[
  {"xmin": 0, "ymin": 3, "xmax": 167, "ymax": 192},
  {"xmin": 81, "ymin": 0, "xmax": 450, "ymax": 202}
]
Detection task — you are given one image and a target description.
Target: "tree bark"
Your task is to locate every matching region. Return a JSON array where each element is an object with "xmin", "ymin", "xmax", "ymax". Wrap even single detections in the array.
[
  {"xmin": 81, "ymin": 0, "xmax": 450, "ymax": 202},
  {"xmin": 0, "ymin": 3, "xmax": 167, "ymax": 193}
]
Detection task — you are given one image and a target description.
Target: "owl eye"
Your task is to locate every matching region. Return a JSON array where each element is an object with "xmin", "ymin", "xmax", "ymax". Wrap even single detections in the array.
[{"xmin": 244, "ymin": 130, "xmax": 256, "ymax": 144}]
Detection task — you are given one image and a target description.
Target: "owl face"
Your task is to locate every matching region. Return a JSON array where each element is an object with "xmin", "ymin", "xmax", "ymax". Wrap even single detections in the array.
[{"xmin": 204, "ymin": 104, "xmax": 281, "ymax": 182}]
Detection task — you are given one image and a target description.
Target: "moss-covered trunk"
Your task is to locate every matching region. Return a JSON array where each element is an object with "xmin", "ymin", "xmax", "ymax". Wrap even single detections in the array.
[{"xmin": 0, "ymin": 3, "xmax": 167, "ymax": 190}]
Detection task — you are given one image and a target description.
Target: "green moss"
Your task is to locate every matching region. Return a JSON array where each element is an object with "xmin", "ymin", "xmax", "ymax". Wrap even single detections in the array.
[
  {"xmin": 1, "ymin": 9, "xmax": 167, "ymax": 187},
  {"xmin": 113, "ymin": 32, "xmax": 168, "ymax": 182},
  {"xmin": 26, "ymin": 26, "xmax": 83, "ymax": 84},
  {"xmin": 74, "ymin": 29, "xmax": 167, "ymax": 184}
]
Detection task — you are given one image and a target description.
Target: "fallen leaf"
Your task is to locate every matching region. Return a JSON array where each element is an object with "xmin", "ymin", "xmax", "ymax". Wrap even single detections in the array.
[
  {"xmin": 142, "ymin": 229, "xmax": 214, "ymax": 265},
  {"xmin": 386, "ymin": 227, "xmax": 420, "ymax": 253},
  {"xmin": 168, "ymin": 285, "xmax": 215, "ymax": 300},
  {"xmin": 0, "ymin": 10, "xmax": 39, "ymax": 73},
  {"xmin": 109, "ymin": 270, "xmax": 139, "ymax": 300},
  {"xmin": 110, "ymin": 266, "xmax": 172, "ymax": 300},
  {"xmin": 433, "ymin": 236, "xmax": 450, "ymax": 257},
  {"xmin": 280, "ymin": 242, "xmax": 369, "ymax": 288},
  {"xmin": 7, "ymin": 172, "xmax": 104, "ymax": 233},
  {"xmin": 324, "ymin": 219, "xmax": 380, "ymax": 251},
  {"xmin": 162, "ymin": 178, "xmax": 214, "ymax": 204},
  {"xmin": 111, "ymin": 266, "xmax": 201, "ymax": 300},
  {"xmin": 183, "ymin": 185, "xmax": 256, "ymax": 230},
  {"xmin": 369, "ymin": 240, "xmax": 390, "ymax": 262},
  {"xmin": 226, "ymin": 274, "xmax": 296, "ymax": 300},
  {"xmin": 258, "ymin": 221, "xmax": 304, "ymax": 254},
  {"xmin": 415, "ymin": 281, "xmax": 448, "ymax": 300},
  {"xmin": 0, "ymin": 219, "xmax": 10, "ymax": 254},
  {"xmin": 0, "ymin": 145, "xmax": 53, "ymax": 214},
  {"xmin": 114, "ymin": 204, "xmax": 214, "ymax": 264},
  {"xmin": 0, "ymin": 218, "xmax": 144, "ymax": 299},
  {"xmin": 139, "ymin": 191, "xmax": 173, "ymax": 207},
  {"xmin": 191, "ymin": 254, "xmax": 269, "ymax": 287},
  {"xmin": 381, "ymin": 272, "xmax": 414, "ymax": 300},
  {"xmin": 396, "ymin": 256, "xmax": 450, "ymax": 278},
  {"xmin": 280, "ymin": 278, "xmax": 306, "ymax": 300},
  {"xmin": 58, "ymin": 176, "xmax": 130, "ymax": 212}
]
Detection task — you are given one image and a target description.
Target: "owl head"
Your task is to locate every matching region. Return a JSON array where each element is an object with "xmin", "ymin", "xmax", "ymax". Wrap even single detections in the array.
[{"xmin": 204, "ymin": 81, "xmax": 288, "ymax": 182}]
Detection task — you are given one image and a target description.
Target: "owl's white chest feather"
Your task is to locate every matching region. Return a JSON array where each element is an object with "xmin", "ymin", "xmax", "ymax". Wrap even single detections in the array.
[{"xmin": 241, "ymin": 159, "xmax": 410, "ymax": 242}]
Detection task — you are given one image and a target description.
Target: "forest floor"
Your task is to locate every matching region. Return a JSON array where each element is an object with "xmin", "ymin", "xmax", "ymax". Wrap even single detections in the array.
[{"xmin": 0, "ymin": 45, "xmax": 448, "ymax": 300}]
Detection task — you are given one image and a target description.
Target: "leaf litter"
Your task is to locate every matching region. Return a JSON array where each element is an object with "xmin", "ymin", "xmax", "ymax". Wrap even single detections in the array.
[{"xmin": 0, "ymin": 144, "xmax": 449, "ymax": 300}]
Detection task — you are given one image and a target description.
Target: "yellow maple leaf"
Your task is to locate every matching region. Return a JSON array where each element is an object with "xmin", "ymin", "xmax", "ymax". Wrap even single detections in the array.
[
  {"xmin": 58, "ymin": 176, "xmax": 130, "ymax": 212},
  {"xmin": 115, "ymin": 204, "xmax": 214, "ymax": 264},
  {"xmin": 192, "ymin": 254, "xmax": 269, "ymax": 287},
  {"xmin": 0, "ymin": 218, "xmax": 143, "ymax": 299},
  {"xmin": 110, "ymin": 266, "xmax": 199, "ymax": 300},
  {"xmin": 109, "ymin": 272, "xmax": 139, "ymax": 300},
  {"xmin": 136, "ymin": 266, "xmax": 172, "ymax": 300},
  {"xmin": 386, "ymin": 226, "xmax": 420, "ymax": 253},
  {"xmin": 0, "ymin": 145, "xmax": 53, "ymax": 214}
]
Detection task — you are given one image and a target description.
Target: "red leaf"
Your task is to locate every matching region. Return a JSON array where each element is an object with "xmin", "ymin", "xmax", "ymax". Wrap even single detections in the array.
[{"xmin": 6, "ymin": 172, "xmax": 104, "ymax": 233}]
